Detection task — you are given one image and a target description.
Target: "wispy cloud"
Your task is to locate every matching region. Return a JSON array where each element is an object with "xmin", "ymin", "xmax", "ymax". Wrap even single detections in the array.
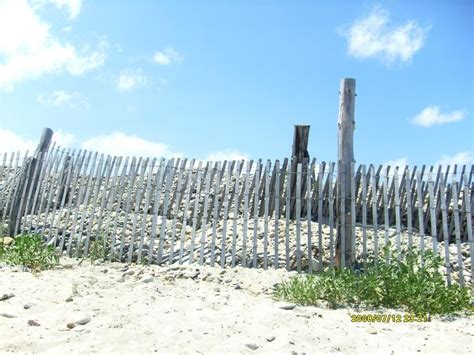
[
  {"xmin": 383, "ymin": 157, "xmax": 408, "ymax": 168},
  {"xmin": 81, "ymin": 132, "xmax": 183, "ymax": 159},
  {"xmin": 116, "ymin": 69, "xmax": 148, "ymax": 92},
  {"xmin": 153, "ymin": 47, "xmax": 183, "ymax": 65},
  {"xmin": 0, "ymin": 129, "xmax": 35, "ymax": 154},
  {"xmin": 52, "ymin": 129, "xmax": 77, "ymax": 147},
  {"xmin": 411, "ymin": 106, "xmax": 467, "ymax": 127},
  {"xmin": 48, "ymin": 0, "xmax": 82, "ymax": 20},
  {"xmin": 0, "ymin": 0, "xmax": 107, "ymax": 91},
  {"xmin": 435, "ymin": 151, "xmax": 473, "ymax": 168},
  {"xmin": 37, "ymin": 90, "xmax": 89, "ymax": 110},
  {"xmin": 204, "ymin": 150, "xmax": 249, "ymax": 162},
  {"xmin": 340, "ymin": 6, "xmax": 429, "ymax": 65}
]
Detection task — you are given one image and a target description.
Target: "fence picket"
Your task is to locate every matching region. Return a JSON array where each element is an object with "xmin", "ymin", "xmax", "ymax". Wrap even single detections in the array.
[
  {"xmin": 439, "ymin": 173, "xmax": 451, "ymax": 284},
  {"xmin": 394, "ymin": 167, "xmax": 402, "ymax": 262},
  {"xmin": 326, "ymin": 163, "xmax": 334, "ymax": 269},
  {"xmin": 210, "ymin": 162, "xmax": 222, "ymax": 266},
  {"xmin": 428, "ymin": 172, "xmax": 438, "ymax": 256},
  {"xmin": 405, "ymin": 167, "xmax": 413, "ymax": 249},
  {"xmin": 317, "ymin": 163, "xmax": 324, "ymax": 269},
  {"xmin": 273, "ymin": 160, "xmax": 281, "ymax": 269},
  {"xmin": 416, "ymin": 170, "xmax": 426, "ymax": 266},
  {"xmin": 220, "ymin": 163, "xmax": 232, "ymax": 268},
  {"xmin": 187, "ymin": 163, "xmax": 203, "ymax": 264},
  {"xmin": 67, "ymin": 151, "xmax": 92, "ymax": 256},
  {"xmin": 252, "ymin": 162, "xmax": 261, "ymax": 268},
  {"xmin": 463, "ymin": 173, "xmax": 473, "ymax": 283},
  {"xmin": 452, "ymin": 182, "xmax": 464, "ymax": 286},
  {"xmin": 284, "ymin": 165, "xmax": 292, "ymax": 270},
  {"xmin": 242, "ymin": 161, "xmax": 251, "ymax": 267},
  {"xmin": 263, "ymin": 161, "xmax": 271, "ymax": 269},
  {"xmin": 178, "ymin": 161, "xmax": 195, "ymax": 264},
  {"xmin": 157, "ymin": 159, "xmax": 176, "ymax": 265},
  {"xmin": 306, "ymin": 164, "xmax": 313, "ymax": 273},
  {"xmin": 167, "ymin": 161, "xmax": 185, "ymax": 265},
  {"xmin": 110, "ymin": 157, "xmax": 131, "ymax": 261},
  {"xmin": 370, "ymin": 165, "xmax": 379, "ymax": 266},
  {"xmin": 231, "ymin": 161, "xmax": 241, "ymax": 267},
  {"xmin": 128, "ymin": 158, "xmax": 153, "ymax": 263},
  {"xmin": 361, "ymin": 165, "xmax": 367, "ymax": 268},
  {"xmin": 59, "ymin": 150, "xmax": 87, "ymax": 255}
]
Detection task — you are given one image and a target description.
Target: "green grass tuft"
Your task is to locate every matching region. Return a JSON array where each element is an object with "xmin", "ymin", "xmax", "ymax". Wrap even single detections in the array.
[
  {"xmin": 0, "ymin": 234, "xmax": 59, "ymax": 273},
  {"xmin": 274, "ymin": 244, "xmax": 472, "ymax": 315}
]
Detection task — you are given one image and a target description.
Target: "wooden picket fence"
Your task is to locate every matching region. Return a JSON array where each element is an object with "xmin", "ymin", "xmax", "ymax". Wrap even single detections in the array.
[{"xmin": 0, "ymin": 146, "xmax": 473, "ymax": 285}]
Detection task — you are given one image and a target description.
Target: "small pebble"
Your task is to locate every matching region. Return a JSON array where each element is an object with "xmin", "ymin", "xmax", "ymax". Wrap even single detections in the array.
[
  {"xmin": 28, "ymin": 320, "xmax": 40, "ymax": 327},
  {"xmin": 1, "ymin": 313, "xmax": 18, "ymax": 318},
  {"xmin": 24, "ymin": 303, "xmax": 36, "ymax": 309},
  {"xmin": 74, "ymin": 313, "xmax": 91, "ymax": 325},
  {"xmin": 367, "ymin": 327, "xmax": 377, "ymax": 335},
  {"xmin": 279, "ymin": 303, "xmax": 296, "ymax": 310},
  {"xmin": 0, "ymin": 293, "xmax": 14, "ymax": 301},
  {"xmin": 140, "ymin": 276, "xmax": 154, "ymax": 283},
  {"xmin": 245, "ymin": 343, "xmax": 259, "ymax": 350},
  {"xmin": 266, "ymin": 336, "xmax": 276, "ymax": 342}
]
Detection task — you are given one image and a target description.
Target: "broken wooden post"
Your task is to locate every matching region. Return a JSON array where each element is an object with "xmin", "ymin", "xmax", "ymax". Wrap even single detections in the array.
[
  {"xmin": 290, "ymin": 125, "xmax": 310, "ymax": 219},
  {"xmin": 9, "ymin": 128, "xmax": 53, "ymax": 236},
  {"xmin": 336, "ymin": 78, "xmax": 356, "ymax": 269}
]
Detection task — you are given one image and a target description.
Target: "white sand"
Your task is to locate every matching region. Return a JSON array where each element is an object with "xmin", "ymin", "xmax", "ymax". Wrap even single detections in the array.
[{"xmin": 0, "ymin": 259, "xmax": 473, "ymax": 355}]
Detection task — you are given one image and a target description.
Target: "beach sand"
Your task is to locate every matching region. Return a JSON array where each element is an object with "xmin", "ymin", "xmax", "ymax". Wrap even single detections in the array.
[{"xmin": 0, "ymin": 258, "xmax": 473, "ymax": 354}]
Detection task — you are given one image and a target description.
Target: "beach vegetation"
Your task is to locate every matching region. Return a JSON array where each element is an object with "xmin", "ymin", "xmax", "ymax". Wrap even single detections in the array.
[
  {"xmin": 0, "ymin": 233, "xmax": 59, "ymax": 273},
  {"xmin": 274, "ymin": 244, "xmax": 472, "ymax": 315}
]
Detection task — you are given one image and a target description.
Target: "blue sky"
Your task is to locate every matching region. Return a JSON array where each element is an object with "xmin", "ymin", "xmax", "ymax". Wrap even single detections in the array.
[{"xmin": 0, "ymin": 0, "xmax": 472, "ymax": 168}]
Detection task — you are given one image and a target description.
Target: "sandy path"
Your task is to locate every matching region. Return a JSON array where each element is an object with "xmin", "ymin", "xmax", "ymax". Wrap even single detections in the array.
[{"xmin": 0, "ymin": 259, "xmax": 473, "ymax": 354}]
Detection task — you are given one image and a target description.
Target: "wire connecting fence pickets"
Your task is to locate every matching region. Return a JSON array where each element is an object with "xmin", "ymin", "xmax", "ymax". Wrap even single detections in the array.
[{"xmin": 0, "ymin": 148, "xmax": 473, "ymax": 285}]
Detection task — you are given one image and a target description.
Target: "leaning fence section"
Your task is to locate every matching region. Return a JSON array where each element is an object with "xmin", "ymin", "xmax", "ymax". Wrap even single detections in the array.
[{"xmin": 0, "ymin": 149, "xmax": 472, "ymax": 285}]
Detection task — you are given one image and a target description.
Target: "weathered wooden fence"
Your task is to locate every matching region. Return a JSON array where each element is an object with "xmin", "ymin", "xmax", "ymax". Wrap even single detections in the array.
[{"xmin": 0, "ymin": 146, "xmax": 472, "ymax": 285}]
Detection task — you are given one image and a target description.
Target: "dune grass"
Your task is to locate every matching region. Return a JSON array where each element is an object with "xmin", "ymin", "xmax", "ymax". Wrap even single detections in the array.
[
  {"xmin": 274, "ymin": 245, "xmax": 472, "ymax": 316},
  {"xmin": 0, "ymin": 233, "xmax": 59, "ymax": 273}
]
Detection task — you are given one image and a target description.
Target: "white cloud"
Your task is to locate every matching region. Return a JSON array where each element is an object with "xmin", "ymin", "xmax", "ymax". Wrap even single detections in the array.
[
  {"xmin": 435, "ymin": 151, "xmax": 473, "ymax": 168},
  {"xmin": 383, "ymin": 157, "xmax": 408, "ymax": 168},
  {"xmin": 37, "ymin": 90, "xmax": 89, "ymax": 110},
  {"xmin": 0, "ymin": 0, "xmax": 107, "ymax": 91},
  {"xmin": 0, "ymin": 129, "xmax": 35, "ymax": 154},
  {"xmin": 81, "ymin": 132, "xmax": 183, "ymax": 159},
  {"xmin": 52, "ymin": 129, "xmax": 77, "ymax": 147},
  {"xmin": 153, "ymin": 47, "xmax": 183, "ymax": 65},
  {"xmin": 0, "ymin": 129, "xmax": 185, "ymax": 160},
  {"xmin": 341, "ymin": 6, "xmax": 429, "ymax": 64},
  {"xmin": 48, "ymin": 0, "xmax": 82, "ymax": 20},
  {"xmin": 411, "ymin": 106, "xmax": 467, "ymax": 127},
  {"xmin": 204, "ymin": 150, "xmax": 249, "ymax": 162},
  {"xmin": 116, "ymin": 69, "xmax": 148, "ymax": 92}
]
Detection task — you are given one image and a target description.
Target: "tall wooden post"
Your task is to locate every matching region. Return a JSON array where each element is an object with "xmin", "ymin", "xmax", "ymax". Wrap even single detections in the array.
[
  {"xmin": 336, "ymin": 79, "xmax": 356, "ymax": 269},
  {"xmin": 9, "ymin": 128, "xmax": 53, "ymax": 236},
  {"xmin": 290, "ymin": 125, "xmax": 310, "ymax": 219}
]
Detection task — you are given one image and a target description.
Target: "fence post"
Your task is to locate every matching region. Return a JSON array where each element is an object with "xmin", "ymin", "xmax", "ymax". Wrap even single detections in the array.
[
  {"xmin": 336, "ymin": 78, "xmax": 356, "ymax": 269},
  {"xmin": 8, "ymin": 128, "xmax": 53, "ymax": 237},
  {"xmin": 290, "ymin": 125, "xmax": 310, "ymax": 219}
]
